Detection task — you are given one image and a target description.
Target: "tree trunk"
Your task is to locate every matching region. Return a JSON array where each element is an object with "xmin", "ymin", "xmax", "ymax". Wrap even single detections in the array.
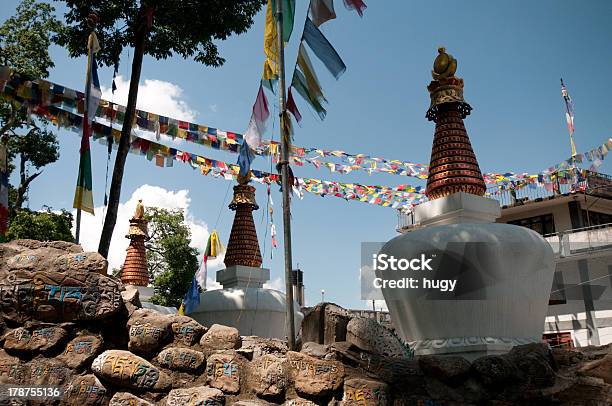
[
  {"xmin": 98, "ymin": 11, "xmax": 150, "ymax": 258},
  {"xmin": 14, "ymin": 152, "xmax": 42, "ymax": 210}
]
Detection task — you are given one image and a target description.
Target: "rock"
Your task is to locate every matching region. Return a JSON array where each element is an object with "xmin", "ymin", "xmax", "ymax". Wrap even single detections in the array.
[
  {"xmin": 239, "ymin": 335, "xmax": 288, "ymax": 360},
  {"xmin": 54, "ymin": 251, "xmax": 108, "ymax": 275},
  {"xmin": 579, "ymin": 353, "xmax": 612, "ymax": 384},
  {"xmin": 547, "ymin": 375, "xmax": 612, "ymax": 405},
  {"xmin": 234, "ymin": 401, "xmax": 271, "ymax": 406},
  {"xmin": 287, "ymin": 351, "xmax": 344, "ymax": 397},
  {"xmin": 64, "ymin": 374, "xmax": 110, "ymax": 406},
  {"xmin": 301, "ymin": 302, "xmax": 350, "ymax": 345},
  {"xmin": 110, "ymin": 392, "xmax": 155, "ymax": 406},
  {"xmin": 170, "ymin": 315, "xmax": 206, "ymax": 346},
  {"xmin": 347, "ymin": 317, "xmax": 411, "ymax": 358},
  {"xmin": 0, "ymin": 349, "xmax": 28, "ymax": 384},
  {"xmin": 158, "ymin": 347, "xmax": 206, "ymax": 372},
  {"xmin": 355, "ymin": 351, "xmax": 423, "ymax": 386},
  {"xmin": 127, "ymin": 308, "xmax": 173, "ymax": 354},
  {"xmin": 471, "ymin": 355, "xmax": 521, "ymax": 387},
  {"xmin": 200, "ymin": 324, "xmax": 242, "ymax": 352},
  {"xmin": 552, "ymin": 348, "xmax": 585, "ymax": 366},
  {"xmin": 513, "ymin": 353, "xmax": 555, "ymax": 388},
  {"xmin": 92, "ymin": 349, "xmax": 172, "ymax": 391},
  {"xmin": 2, "ymin": 324, "xmax": 67, "ymax": 354},
  {"xmin": 283, "ymin": 398, "xmax": 318, "ymax": 406},
  {"xmin": 121, "ymin": 285, "xmax": 142, "ymax": 317},
  {"xmin": 57, "ymin": 335, "xmax": 103, "ymax": 369},
  {"xmin": 507, "ymin": 342, "xmax": 556, "ymax": 370},
  {"xmin": 6, "ymin": 247, "xmax": 76, "ymax": 272},
  {"xmin": 166, "ymin": 386, "xmax": 225, "ymax": 406},
  {"xmin": 205, "ymin": 352, "xmax": 241, "ymax": 394},
  {"xmin": 27, "ymin": 358, "xmax": 71, "ymax": 386},
  {"xmin": 418, "ymin": 355, "xmax": 471, "ymax": 385},
  {"xmin": 251, "ymin": 353, "xmax": 288, "ymax": 396},
  {"xmin": 300, "ymin": 342, "xmax": 330, "ymax": 359},
  {"xmin": 0, "ymin": 268, "xmax": 123, "ymax": 323},
  {"xmin": 343, "ymin": 378, "xmax": 389, "ymax": 405}
]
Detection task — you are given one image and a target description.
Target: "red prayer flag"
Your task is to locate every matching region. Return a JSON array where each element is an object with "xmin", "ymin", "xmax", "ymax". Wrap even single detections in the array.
[{"xmin": 287, "ymin": 87, "xmax": 302, "ymax": 123}]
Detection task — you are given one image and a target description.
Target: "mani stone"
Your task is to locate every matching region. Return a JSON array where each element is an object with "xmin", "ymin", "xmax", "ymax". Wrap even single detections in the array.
[
  {"xmin": 579, "ymin": 353, "xmax": 612, "ymax": 385},
  {"xmin": 157, "ymin": 347, "xmax": 206, "ymax": 372},
  {"xmin": 28, "ymin": 358, "xmax": 71, "ymax": 386},
  {"xmin": 121, "ymin": 285, "xmax": 142, "ymax": 318},
  {"xmin": 170, "ymin": 315, "xmax": 206, "ymax": 346},
  {"xmin": 200, "ymin": 324, "xmax": 242, "ymax": 352},
  {"xmin": 127, "ymin": 308, "xmax": 173, "ymax": 354},
  {"xmin": 58, "ymin": 335, "xmax": 104, "ymax": 369},
  {"xmin": 343, "ymin": 378, "xmax": 389, "ymax": 406},
  {"xmin": 418, "ymin": 355, "xmax": 472, "ymax": 385},
  {"xmin": 283, "ymin": 398, "xmax": 318, "ymax": 406},
  {"xmin": 64, "ymin": 374, "xmax": 110, "ymax": 406},
  {"xmin": 239, "ymin": 335, "xmax": 288, "ymax": 360},
  {"xmin": 0, "ymin": 269, "xmax": 123, "ymax": 323},
  {"xmin": 2, "ymin": 325, "xmax": 67, "ymax": 354},
  {"xmin": 251, "ymin": 353, "xmax": 288, "ymax": 396},
  {"xmin": 287, "ymin": 351, "xmax": 344, "ymax": 397},
  {"xmin": 53, "ymin": 251, "xmax": 108, "ymax": 275},
  {"xmin": 205, "ymin": 352, "xmax": 241, "ymax": 394},
  {"xmin": 346, "ymin": 317, "xmax": 410, "ymax": 358},
  {"xmin": 166, "ymin": 386, "xmax": 225, "ymax": 406},
  {"xmin": 0, "ymin": 349, "xmax": 28, "ymax": 384},
  {"xmin": 110, "ymin": 392, "xmax": 155, "ymax": 406},
  {"xmin": 92, "ymin": 350, "xmax": 172, "ymax": 392}
]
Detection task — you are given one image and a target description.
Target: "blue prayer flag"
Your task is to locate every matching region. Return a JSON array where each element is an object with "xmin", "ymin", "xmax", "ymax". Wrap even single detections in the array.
[
  {"xmin": 238, "ymin": 140, "xmax": 255, "ymax": 177},
  {"xmin": 302, "ymin": 17, "xmax": 346, "ymax": 79},
  {"xmin": 183, "ymin": 276, "xmax": 200, "ymax": 315}
]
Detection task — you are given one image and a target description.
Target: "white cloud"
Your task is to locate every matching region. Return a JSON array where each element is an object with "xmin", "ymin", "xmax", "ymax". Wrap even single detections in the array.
[
  {"xmin": 263, "ymin": 277, "xmax": 283, "ymax": 291},
  {"xmin": 74, "ymin": 184, "xmax": 213, "ymax": 274},
  {"xmin": 209, "ymin": 104, "xmax": 218, "ymax": 113},
  {"xmin": 102, "ymin": 76, "xmax": 198, "ymax": 122}
]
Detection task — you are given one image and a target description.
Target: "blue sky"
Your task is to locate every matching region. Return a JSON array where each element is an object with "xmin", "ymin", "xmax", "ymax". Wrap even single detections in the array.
[{"xmin": 2, "ymin": 0, "xmax": 612, "ymax": 309}]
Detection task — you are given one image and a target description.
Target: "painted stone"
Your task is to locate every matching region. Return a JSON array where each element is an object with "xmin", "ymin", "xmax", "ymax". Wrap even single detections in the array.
[
  {"xmin": 127, "ymin": 309, "xmax": 173, "ymax": 354},
  {"xmin": 110, "ymin": 392, "xmax": 155, "ymax": 406},
  {"xmin": 166, "ymin": 386, "xmax": 225, "ymax": 406},
  {"xmin": 170, "ymin": 315, "xmax": 206, "ymax": 346},
  {"xmin": 27, "ymin": 358, "xmax": 71, "ymax": 386},
  {"xmin": 347, "ymin": 317, "xmax": 411, "ymax": 358},
  {"xmin": 91, "ymin": 350, "xmax": 171, "ymax": 392},
  {"xmin": 287, "ymin": 351, "xmax": 344, "ymax": 397},
  {"xmin": 2, "ymin": 324, "xmax": 67, "ymax": 354},
  {"xmin": 200, "ymin": 324, "xmax": 242, "ymax": 352},
  {"xmin": 343, "ymin": 378, "xmax": 389, "ymax": 406},
  {"xmin": 58, "ymin": 335, "xmax": 104, "ymax": 369},
  {"xmin": 0, "ymin": 349, "xmax": 28, "ymax": 385},
  {"xmin": 283, "ymin": 399, "xmax": 318, "ymax": 406},
  {"xmin": 240, "ymin": 335, "xmax": 288, "ymax": 359},
  {"xmin": 157, "ymin": 347, "xmax": 206, "ymax": 372},
  {"xmin": 0, "ymin": 269, "xmax": 123, "ymax": 323},
  {"xmin": 53, "ymin": 252, "xmax": 108, "ymax": 275},
  {"xmin": 64, "ymin": 374, "xmax": 110, "ymax": 406},
  {"xmin": 205, "ymin": 352, "xmax": 241, "ymax": 394},
  {"xmin": 251, "ymin": 353, "xmax": 287, "ymax": 396}
]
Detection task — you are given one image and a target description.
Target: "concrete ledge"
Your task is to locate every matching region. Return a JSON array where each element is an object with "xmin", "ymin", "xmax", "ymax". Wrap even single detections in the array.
[
  {"xmin": 216, "ymin": 265, "xmax": 270, "ymax": 288},
  {"xmin": 415, "ymin": 192, "xmax": 501, "ymax": 226}
]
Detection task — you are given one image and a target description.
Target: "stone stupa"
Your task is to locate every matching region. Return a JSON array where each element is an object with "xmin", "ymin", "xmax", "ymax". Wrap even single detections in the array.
[{"xmin": 378, "ymin": 48, "xmax": 555, "ymax": 360}]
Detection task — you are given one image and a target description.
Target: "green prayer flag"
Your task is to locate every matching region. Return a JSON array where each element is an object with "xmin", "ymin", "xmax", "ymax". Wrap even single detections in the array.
[
  {"xmin": 272, "ymin": 0, "xmax": 295, "ymax": 42},
  {"xmin": 291, "ymin": 70, "xmax": 327, "ymax": 120}
]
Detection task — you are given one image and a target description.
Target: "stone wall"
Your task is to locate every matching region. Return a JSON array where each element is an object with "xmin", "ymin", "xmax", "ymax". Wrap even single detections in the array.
[{"xmin": 0, "ymin": 240, "xmax": 610, "ymax": 405}]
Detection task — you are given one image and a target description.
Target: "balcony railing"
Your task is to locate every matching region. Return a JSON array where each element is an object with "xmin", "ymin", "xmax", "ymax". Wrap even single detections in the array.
[{"xmin": 544, "ymin": 223, "xmax": 612, "ymax": 258}]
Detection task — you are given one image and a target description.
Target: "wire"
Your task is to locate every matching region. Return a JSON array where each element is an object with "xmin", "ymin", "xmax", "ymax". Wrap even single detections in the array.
[{"xmin": 550, "ymin": 273, "xmax": 611, "ymax": 294}]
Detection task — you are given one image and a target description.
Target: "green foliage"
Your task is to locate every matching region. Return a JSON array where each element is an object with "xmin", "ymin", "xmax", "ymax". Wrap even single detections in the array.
[
  {"xmin": 145, "ymin": 207, "xmax": 199, "ymax": 308},
  {"xmin": 6, "ymin": 207, "xmax": 74, "ymax": 242},
  {"xmin": 54, "ymin": 0, "xmax": 266, "ymax": 67}
]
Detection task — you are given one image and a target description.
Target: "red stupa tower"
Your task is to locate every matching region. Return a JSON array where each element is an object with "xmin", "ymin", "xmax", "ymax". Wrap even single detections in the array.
[
  {"xmin": 120, "ymin": 199, "xmax": 150, "ymax": 286},
  {"xmin": 224, "ymin": 178, "xmax": 262, "ymax": 268},
  {"xmin": 425, "ymin": 47, "xmax": 486, "ymax": 200}
]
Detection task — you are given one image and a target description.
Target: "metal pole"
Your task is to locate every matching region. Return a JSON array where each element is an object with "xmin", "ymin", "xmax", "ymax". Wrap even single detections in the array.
[
  {"xmin": 76, "ymin": 29, "xmax": 94, "ymax": 244},
  {"xmin": 275, "ymin": 0, "xmax": 296, "ymax": 350}
]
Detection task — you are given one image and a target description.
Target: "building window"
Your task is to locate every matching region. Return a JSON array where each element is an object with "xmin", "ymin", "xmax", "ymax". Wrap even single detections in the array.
[
  {"xmin": 582, "ymin": 210, "xmax": 612, "ymax": 227},
  {"xmin": 508, "ymin": 214, "xmax": 555, "ymax": 235}
]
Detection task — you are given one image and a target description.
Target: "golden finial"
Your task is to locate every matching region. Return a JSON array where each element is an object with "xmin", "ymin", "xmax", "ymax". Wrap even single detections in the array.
[
  {"xmin": 237, "ymin": 171, "xmax": 252, "ymax": 185},
  {"xmin": 134, "ymin": 199, "xmax": 144, "ymax": 219},
  {"xmin": 432, "ymin": 47, "xmax": 457, "ymax": 80}
]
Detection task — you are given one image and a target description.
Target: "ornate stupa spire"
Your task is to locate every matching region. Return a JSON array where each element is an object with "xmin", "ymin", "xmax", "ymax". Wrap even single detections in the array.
[
  {"xmin": 120, "ymin": 199, "xmax": 150, "ymax": 286},
  {"xmin": 425, "ymin": 47, "xmax": 486, "ymax": 200},
  {"xmin": 224, "ymin": 174, "xmax": 262, "ymax": 268}
]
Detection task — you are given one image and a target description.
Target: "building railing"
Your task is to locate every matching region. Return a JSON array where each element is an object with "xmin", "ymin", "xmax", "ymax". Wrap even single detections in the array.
[{"xmin": 544, "ymin": 222, "xmax": 612, "ymax": 257}]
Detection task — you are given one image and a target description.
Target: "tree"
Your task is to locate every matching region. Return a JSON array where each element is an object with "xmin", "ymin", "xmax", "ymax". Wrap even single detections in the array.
[
  {"xmin": 6, "ymin": 207, "xmax": 74, "ymax": 242},
  {"xmin": 0, "ymin": 0, "xmax": 62, "ymax": 210},
  {"xmin": 55, "ymin": 0, "xmax": 266, "ymax": 259},
  {"xmin": 144, "ymin": 207, "xmax": 199, "ymax": 308}
]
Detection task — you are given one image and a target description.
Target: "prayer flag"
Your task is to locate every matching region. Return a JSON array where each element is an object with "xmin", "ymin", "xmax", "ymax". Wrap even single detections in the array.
[
  {"xmin": 238, "ymin": 139, "xmax": 255, "ymax": 177},
  {"xmin": 342, "ymin": 0, "xmax": 367, "ymax": 16},
  {"xmin": 287, "ymin": 87, "xmax": 302, "ymax": 123},
  {"xmin": 302, "ymin": 17, "xmax": 346, "ymax": 79},
  {"xmin": 561, "ymin": 79, "xmax": 577, "ymax": 157},
  {"xmin": 263, "ymin": 0, "xmax": 279, "ymax": 82},
  {"xmin": 196, "ymin": 230, "xmax": 224, "ymax": 290},
  {"xmin": 183, "ymin": 276, "xmax": 200, "ymax": 315},
  {"xmin": 310, "ymin": 0, "xmax": 336, "ymax": 26},
  {"xmin": 291, "ymin": 70, "xmax": 327, "ymax": 120},
  {"xmin": 297, "ymin": 44, "xmax": 326, "ymax": 102},
  {"xmin": 272, "ymin": 0, "xmax": 296, "ymax": 42}
]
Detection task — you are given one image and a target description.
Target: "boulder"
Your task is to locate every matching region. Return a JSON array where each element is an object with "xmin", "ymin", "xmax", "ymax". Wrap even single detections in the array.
[
  {"xmin": 200, "ymin": 324, "xmax": 242, "ymax": 352},
  {"xmin": 57, "ymin": 335, "xmax": 104, "ymax": 369},
  {"xmin": 301, "ymin": 303, "xmax": 350, "ymax": 345},
  {"xmin": 287, "ymin": 351, "xmax": 344, "ymax": 397},
  {"xmin": 513, "ymin": 353, "xmax": 555, "ymax": 388},
  {"xmin": 355, "ymin": 351, "xmax": 423, "ymax": 386},
  {"xmin": 283, "ymin": 398, "xmax": 318, "ymax": 406},
  {"xmin": 170, "ymin": 315, "xmax": 206, "ymax": 346},
  {"xmin": 205, "ymin": 351, "xmax": 241, "ymax": 394},
  {"xmin": 546, "ymin": 375, "xmax": 612, "ymax": 405},
  {"xmin": 346, "ymin": 317, "xmax": 411, "ymax": 358},
  {"xmin": 471, "ymin": 355, "xmax": 521, "ymax": 387},
  {"xmin": 53, "ymin": 251, "xmax": 108, "ymax": 275},
  {"xmin": 507, "ymin": 343, "xmax": 556, "ymax": 370},
  {"xmin": 27, "ymin": 358, "xmax": 72, "ymax": 386},
  {"xmin": 239, "ymin": 335, "xmax": 288, "ymax": 360},
  {"xmin": 127, "ymin": 308, "xmax": 173, "ymax": 354},
  {"xmin": 121, "ymin": 285, "xmax": 142, "ymax": 318},
  {"xmin": 92, "ymin": 349, "xmax": 172, "ymax": 391},
  {"xmin": 157, "ymin": 347, "xmax": 206, "ymax": 372},
  {"xmin": 0, "ymin": 268, "xmax": 123, "ymax": 323},
  {"xmin": 6, "ymin": 247, "xmax": 76, "ymax": 273},
  {"xmin": 64, "ymin": 374, "xmax": 110, "ymax": 406},
  {"xmin": 0, "ymin": 349, "xmax": 28, "ymax": 384},
  {"xmin": 418, "ymin": 355, "xmax": 471, "ymax": 385},
  {"xmin": 579, "ymin": 353, "xmax": 612, "ymax": 384},
  {"xmin": 166, "ymin": 386, "xmax": 225, "ymax": 406},
  {"xmin": 343, "ymin": 378, "xmax": 389, "ymax": 405},
  {"xmin": 110, "ymin": 392, "xmax": 155, "ymax": 406},
  {"xmin": 552, "ymin": 348, "xmax": 585, "ymax": 366},
  {"xmin": 251, "ymin": 353, "xmax": 288, "ymax": 396},
  {"xmin": 2, "ymin": 324, "xmax": 67, "ymax": 354},
  {"xmin": 300, "ymin": 342, "xmax": 330, "ymax": 359}
]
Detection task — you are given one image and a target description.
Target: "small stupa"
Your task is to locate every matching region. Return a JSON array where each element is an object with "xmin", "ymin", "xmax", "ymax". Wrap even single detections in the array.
[
  {"xmin": 120, "ymin": 199, "xmax": 149, "ymax": 287},
  {"xmin": 378, "ymin": 48, "xmax": 555, "ymax": 360},
  {"xmin": 191, "ymin": 173, "xmax": 302, "ymax": 339}
]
